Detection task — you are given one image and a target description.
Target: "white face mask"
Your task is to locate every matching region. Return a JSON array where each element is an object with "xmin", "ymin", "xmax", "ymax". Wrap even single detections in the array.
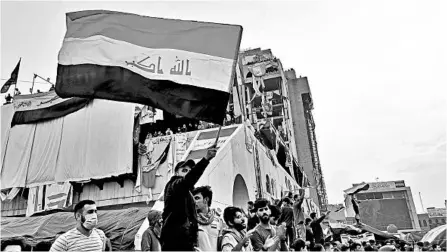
[{"xmin": 82, "ymin": 213, "xmax": 98, "ymax": 230}]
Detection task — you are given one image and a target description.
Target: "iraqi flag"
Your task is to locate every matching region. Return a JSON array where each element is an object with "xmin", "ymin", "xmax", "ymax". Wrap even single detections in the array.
[
  {"xmin": 55, "ymin": 10, "xmax": 243, "ymax": 124},
  {"xmin": 11, "ymin": 91, "xmax": 90, "ymax": 127}
]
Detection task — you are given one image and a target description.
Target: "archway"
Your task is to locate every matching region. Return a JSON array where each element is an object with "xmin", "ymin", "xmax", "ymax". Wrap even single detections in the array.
[{"xmin": 232, "ymin": 174, "xmax": 250, "ymax": 209}]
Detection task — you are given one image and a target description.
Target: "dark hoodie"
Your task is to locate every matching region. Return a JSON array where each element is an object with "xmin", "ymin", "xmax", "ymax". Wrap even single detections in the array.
[{"xmin": 160, "ymin": 158, "xmax": 210, "ymax": 251}]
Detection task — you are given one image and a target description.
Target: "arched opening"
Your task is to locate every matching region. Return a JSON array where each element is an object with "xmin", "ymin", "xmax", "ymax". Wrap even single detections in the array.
[{"xmin": 233, "ymin": 174, "xmax": 250, "ymax": 210}]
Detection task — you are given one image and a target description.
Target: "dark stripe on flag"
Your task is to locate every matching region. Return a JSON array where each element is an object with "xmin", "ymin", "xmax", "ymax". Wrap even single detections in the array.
[
  {"xmin": 196, "ymin": 126, "xmax": 238, "ymax": 140},
  {"xmin": 11, "ymin": 97, "xmax": 90, "ymax": 127},
  {"xmin": 55, "ymin": 64, "xmax": 230, "ymax": 124}
]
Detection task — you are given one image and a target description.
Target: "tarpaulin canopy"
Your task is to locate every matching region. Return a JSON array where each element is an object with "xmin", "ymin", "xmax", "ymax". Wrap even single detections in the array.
[
  {"xmin": 421, "ymin": 224, "xmax": 446, "ymax": 249},
  {"xmin": 1, "ymin": 207, "xmax": 150, "ymax": 250}
]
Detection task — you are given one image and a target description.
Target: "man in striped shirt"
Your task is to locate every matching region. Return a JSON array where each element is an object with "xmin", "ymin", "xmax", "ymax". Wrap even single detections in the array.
[{"xmin": 50, "ymin": 200, "xmax": 106, "ymax": 252}]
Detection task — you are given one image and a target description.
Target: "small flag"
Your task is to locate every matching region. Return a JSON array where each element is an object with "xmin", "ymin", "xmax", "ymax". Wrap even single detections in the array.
[
  {"xmin": 11, "ymin": 91, "xmax": 90, "ymax": 127},
  {"xmin": 55, "ymin": 10, "xmax": 243, "ymax": 124},
  {"xmin": 1, "ymin": 59, "xmax": 21, "ymax": 93}
]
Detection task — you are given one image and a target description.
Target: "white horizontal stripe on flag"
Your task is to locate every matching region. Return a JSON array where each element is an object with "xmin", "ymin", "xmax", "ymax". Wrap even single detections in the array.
[{"xmin": 59, "ymin": 35, "xmax": 233, "ymax": 93}]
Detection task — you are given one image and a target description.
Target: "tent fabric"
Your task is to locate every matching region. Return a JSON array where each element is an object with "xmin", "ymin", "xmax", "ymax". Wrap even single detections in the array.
[
  {"xmin": 421, "ymin": 224, "xmax": 446, "ymax": 248},
  {"xmin": 25, "ymin": 118, "xmax": 64, "ymax": 187},
  {"xmin": 56, "ymin": 99, "xmax": 134, "ymax": 182},
  {"xmin": 1, "ymin": 104, "xmax": 14, "ymax": 171},
  {"xmin": 1, "ymin": 207, "xmax": 151, "ymax": 250},
  {"xmin": 1, "ymin": 99, "xmax": 134, "ymax": 189},
  {"xmin": 1, "ymin": 124, "xmax": 36, "ymax": 189}
]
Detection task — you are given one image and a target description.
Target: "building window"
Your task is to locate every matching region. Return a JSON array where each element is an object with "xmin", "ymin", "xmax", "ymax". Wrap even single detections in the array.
[
  {"xmin": 271, "ymin": 178, "xmax": 275, "ymax": 196},
  {"xmin": 429, "ymin": 219, "xmax": 432, "ymax": 224},
  {"xmin": 266, "ymin": 175, "xmax": 270, "ymax": 194},
  {"xmin": 423, "ymin": 220, "xmax": 427, "ymax": 226},
  {"xmin": 442, "ymin": 218, "xmax": 446, "ymax": 224},
  {"xmin": 435, "ymin": 219, "xmax": 439, "ymax": 224}
]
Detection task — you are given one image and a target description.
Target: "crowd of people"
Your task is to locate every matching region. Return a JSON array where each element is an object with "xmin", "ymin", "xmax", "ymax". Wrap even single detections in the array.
[{"xmin": 2, "ymin": 145, "xmax": 443, "ymax": 252}]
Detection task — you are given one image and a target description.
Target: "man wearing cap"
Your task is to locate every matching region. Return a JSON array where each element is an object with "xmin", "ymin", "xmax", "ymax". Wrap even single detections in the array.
[
  {"xmin": 141, "ymin": 210, "xmax": 163, "ymax": 251},
  {"xmin": 160, "ymin": 145, "xmax": 217, "ymax": 251}
]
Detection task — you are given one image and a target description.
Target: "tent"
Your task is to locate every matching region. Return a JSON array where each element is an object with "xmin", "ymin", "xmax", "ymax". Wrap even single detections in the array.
[
  {"xmin": 421, "ymin": 224, "xmax": 446, "ymax": 249},
  {"xmin": 1, "ymin": 207, "xmax": 150, "ymax": 250}
]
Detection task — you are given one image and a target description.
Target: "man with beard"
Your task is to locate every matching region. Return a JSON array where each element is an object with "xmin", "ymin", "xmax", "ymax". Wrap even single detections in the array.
[
  {"xmin": 250, "ymin": 198, "xmax": 288, "ymax": 251},
  {"xmin": 160, "ymin": 146, "xmax": 217, "ymax": 251},
  {"xmin": 50, "ymin": 200, "xmax": 106, "ymax": 251},
  {"xmin": 141, "ymin": 210, "xmax": 163, "ymax": 251},
  {"xmin": 221, "ymin": 206, "xmax": 253, "ymax": 251},
  {"xmin": 193, "ymin": 185, "xmax": 224, "ymax": 251},
  {"xmin": 247, "ymin": 201, "xmax": 259, "ymax": 231}
]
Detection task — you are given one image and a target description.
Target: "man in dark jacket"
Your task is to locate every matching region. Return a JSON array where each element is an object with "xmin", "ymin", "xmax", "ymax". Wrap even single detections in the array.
[
  {"xmin": 310, "ymin": 211, "xmax": 331, "ymax": 245},
  {"xmin": 160, "ymin": 145, "xmax": 217, "ymax": 251}
]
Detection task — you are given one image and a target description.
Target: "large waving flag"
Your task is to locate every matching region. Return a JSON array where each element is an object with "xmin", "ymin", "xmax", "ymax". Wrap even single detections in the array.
[
  {"xmin": 55, "ymin": 10, "xmax": 243, "ymax": 124},
  {"xmin": 11, "ymin": 91, "xmax": 90, "ymax": 127}
]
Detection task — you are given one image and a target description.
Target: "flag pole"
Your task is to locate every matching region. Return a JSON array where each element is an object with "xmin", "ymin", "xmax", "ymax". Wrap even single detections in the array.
[
  {"xmin": 214, "ymin": 125, "xmax": 222, "ymax": 146},
  {"xmin": 13, "ymin": 58, "xmax": 21, "ymax": 97},
  {"xmin": 30, "ymin": 74, "xmax": 37, "ymax": 94}
]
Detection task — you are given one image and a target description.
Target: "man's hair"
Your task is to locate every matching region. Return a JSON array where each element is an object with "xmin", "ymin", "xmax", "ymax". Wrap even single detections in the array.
[
  {"xmin": 362, "ymin": 241, "xmax": 367, "ymax": 247},
  {"xmin": 324, "ymin": 242, "xmax": 332, "ymax": 248},
  {"xmin": 417, "ymin": 242, "xmax": 423, "ymax": 247},
  {"xmin": 364, "ymin": 245, "xmax": 375, "ymax": 251},
  {"xmin": 310, "ymin": 212, "xmax": 317, "ymax": 219},
  {"xmin": 341, "ymin": 244, "xmax": 350, "ymax": 251},
  {"xmin": 192, "ymin": 186, "xmax": 213, "ymax": 207},
  {"xmin": 314, "ymin": 244, "xmax": 324, "ymax": 251},
  {"xmin": 292, "ymin": 239, "xmax": 306, "ymax": 251},
  {"xmin": 305, "ymin": 218, "xmax": 312, "ymax": 225},
  {"xmin": 74, "ymin": 200, "xmax": 96, "ymax": 217},
  {"xmin": 254, "ymin": 198, "xmax": 269, "ymax": 211},
  {"xmin": 293, "ymin": 194, "xmax": 299, "ymax": 200},
  {"xmin": 283, "ymin": 197, "xmax": 291, "ymax": 205},
  {"xmin": 370, "ymin": 240, "xmax": 376, "ymax": 245},
  {"xmin": 1, "ymin": 239, "xmax": 25, "ymax": 251},
  {"xmin": 223, "ymin": 206, "xmax": 242, "ymax": 226},
  {"xmin": 269, "ymin": 205, "xmax": 281, "ymax": 219},
  {"xmin": 248, "ymin": 201, "xmax": 254, "ymax": 206}
]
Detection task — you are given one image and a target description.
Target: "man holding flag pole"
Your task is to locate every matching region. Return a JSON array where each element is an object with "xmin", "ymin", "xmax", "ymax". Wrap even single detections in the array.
[{"xmin": 54, "ymin": 10, "xmax": 242, "ymax": 251}]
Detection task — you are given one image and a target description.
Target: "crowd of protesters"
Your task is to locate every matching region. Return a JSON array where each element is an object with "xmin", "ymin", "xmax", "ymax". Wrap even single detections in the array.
[{"xmin": 2, "ymin": 144, "xmax": 443, "ymax": 252}]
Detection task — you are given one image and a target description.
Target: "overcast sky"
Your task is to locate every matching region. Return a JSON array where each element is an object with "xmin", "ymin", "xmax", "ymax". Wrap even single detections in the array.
[{"xmin": 1, "ymin": 0, "xmax": 446, "ymax": 212}]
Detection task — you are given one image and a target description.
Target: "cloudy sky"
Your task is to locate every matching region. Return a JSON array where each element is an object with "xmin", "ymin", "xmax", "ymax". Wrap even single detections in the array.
[{"xmin": 1, "ymin": 0, "xmax": 445, "ymax": 211}]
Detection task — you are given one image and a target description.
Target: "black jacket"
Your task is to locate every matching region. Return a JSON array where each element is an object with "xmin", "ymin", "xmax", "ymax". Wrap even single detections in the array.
[{"xmin": 160, "ymin": 158, "xmax": 210, "ymax": 251}]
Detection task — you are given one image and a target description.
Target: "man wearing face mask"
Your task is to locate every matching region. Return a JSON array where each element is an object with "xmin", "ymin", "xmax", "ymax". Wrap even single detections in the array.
[
  {"xmin": 141, "ymin": 210, "xmax": 163, "ymax": 251},
  {"xmin": 50, "ymin": 200, "xmax": 106, "ymax": 252},
  {"xmin": 160, "ymin": 145, "xmax": 217, "ymax": 251}
]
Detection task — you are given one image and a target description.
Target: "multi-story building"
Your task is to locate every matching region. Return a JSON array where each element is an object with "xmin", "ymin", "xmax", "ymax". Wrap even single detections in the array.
[
  {"xmin": 235, "ymin": 48, "xmax": 328, "ymax": 210},
  {"xmin": 346, "ymin": 180, "xmax": 420, "ymax": 232},
  {"xmin": 286, "ymin": 72, "xmax": 328, "ymax": 211},
  {"xmin": 418, "ymin": 207, "xmax": 447, "ymax": 231}
]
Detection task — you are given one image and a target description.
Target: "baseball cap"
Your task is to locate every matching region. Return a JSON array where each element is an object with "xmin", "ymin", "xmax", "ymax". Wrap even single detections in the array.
[{"xmin": 174, "ymin": 159, "xmax": 196, "ymax": 172}]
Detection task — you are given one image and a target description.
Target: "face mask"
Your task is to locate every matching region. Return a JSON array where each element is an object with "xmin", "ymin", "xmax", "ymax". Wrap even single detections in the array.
[{"xmin": 82, "ymin": 213, "xmax": 98, "ymax": 230}]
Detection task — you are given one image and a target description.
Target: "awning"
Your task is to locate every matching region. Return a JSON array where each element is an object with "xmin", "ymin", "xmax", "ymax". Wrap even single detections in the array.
[{"xmin": 1, "ymin": 207, "xmax": 150, "ymax": 250}]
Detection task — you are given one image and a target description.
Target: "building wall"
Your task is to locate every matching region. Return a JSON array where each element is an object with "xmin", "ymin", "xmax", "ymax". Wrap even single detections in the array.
[
  {"xmin": 287, "ymin": 77, "xmax": 319, "ymax": 204},
  {"xmin": 353, "ymin": 181, "xmax": 420, "ymax": 231},
  {"xmin": 326, "ymin": 204, "xmax": 346, "ymax": 223},
  {"xmin": 418, "ymin": 213, "xmax": 431, "ymax": 231}
]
